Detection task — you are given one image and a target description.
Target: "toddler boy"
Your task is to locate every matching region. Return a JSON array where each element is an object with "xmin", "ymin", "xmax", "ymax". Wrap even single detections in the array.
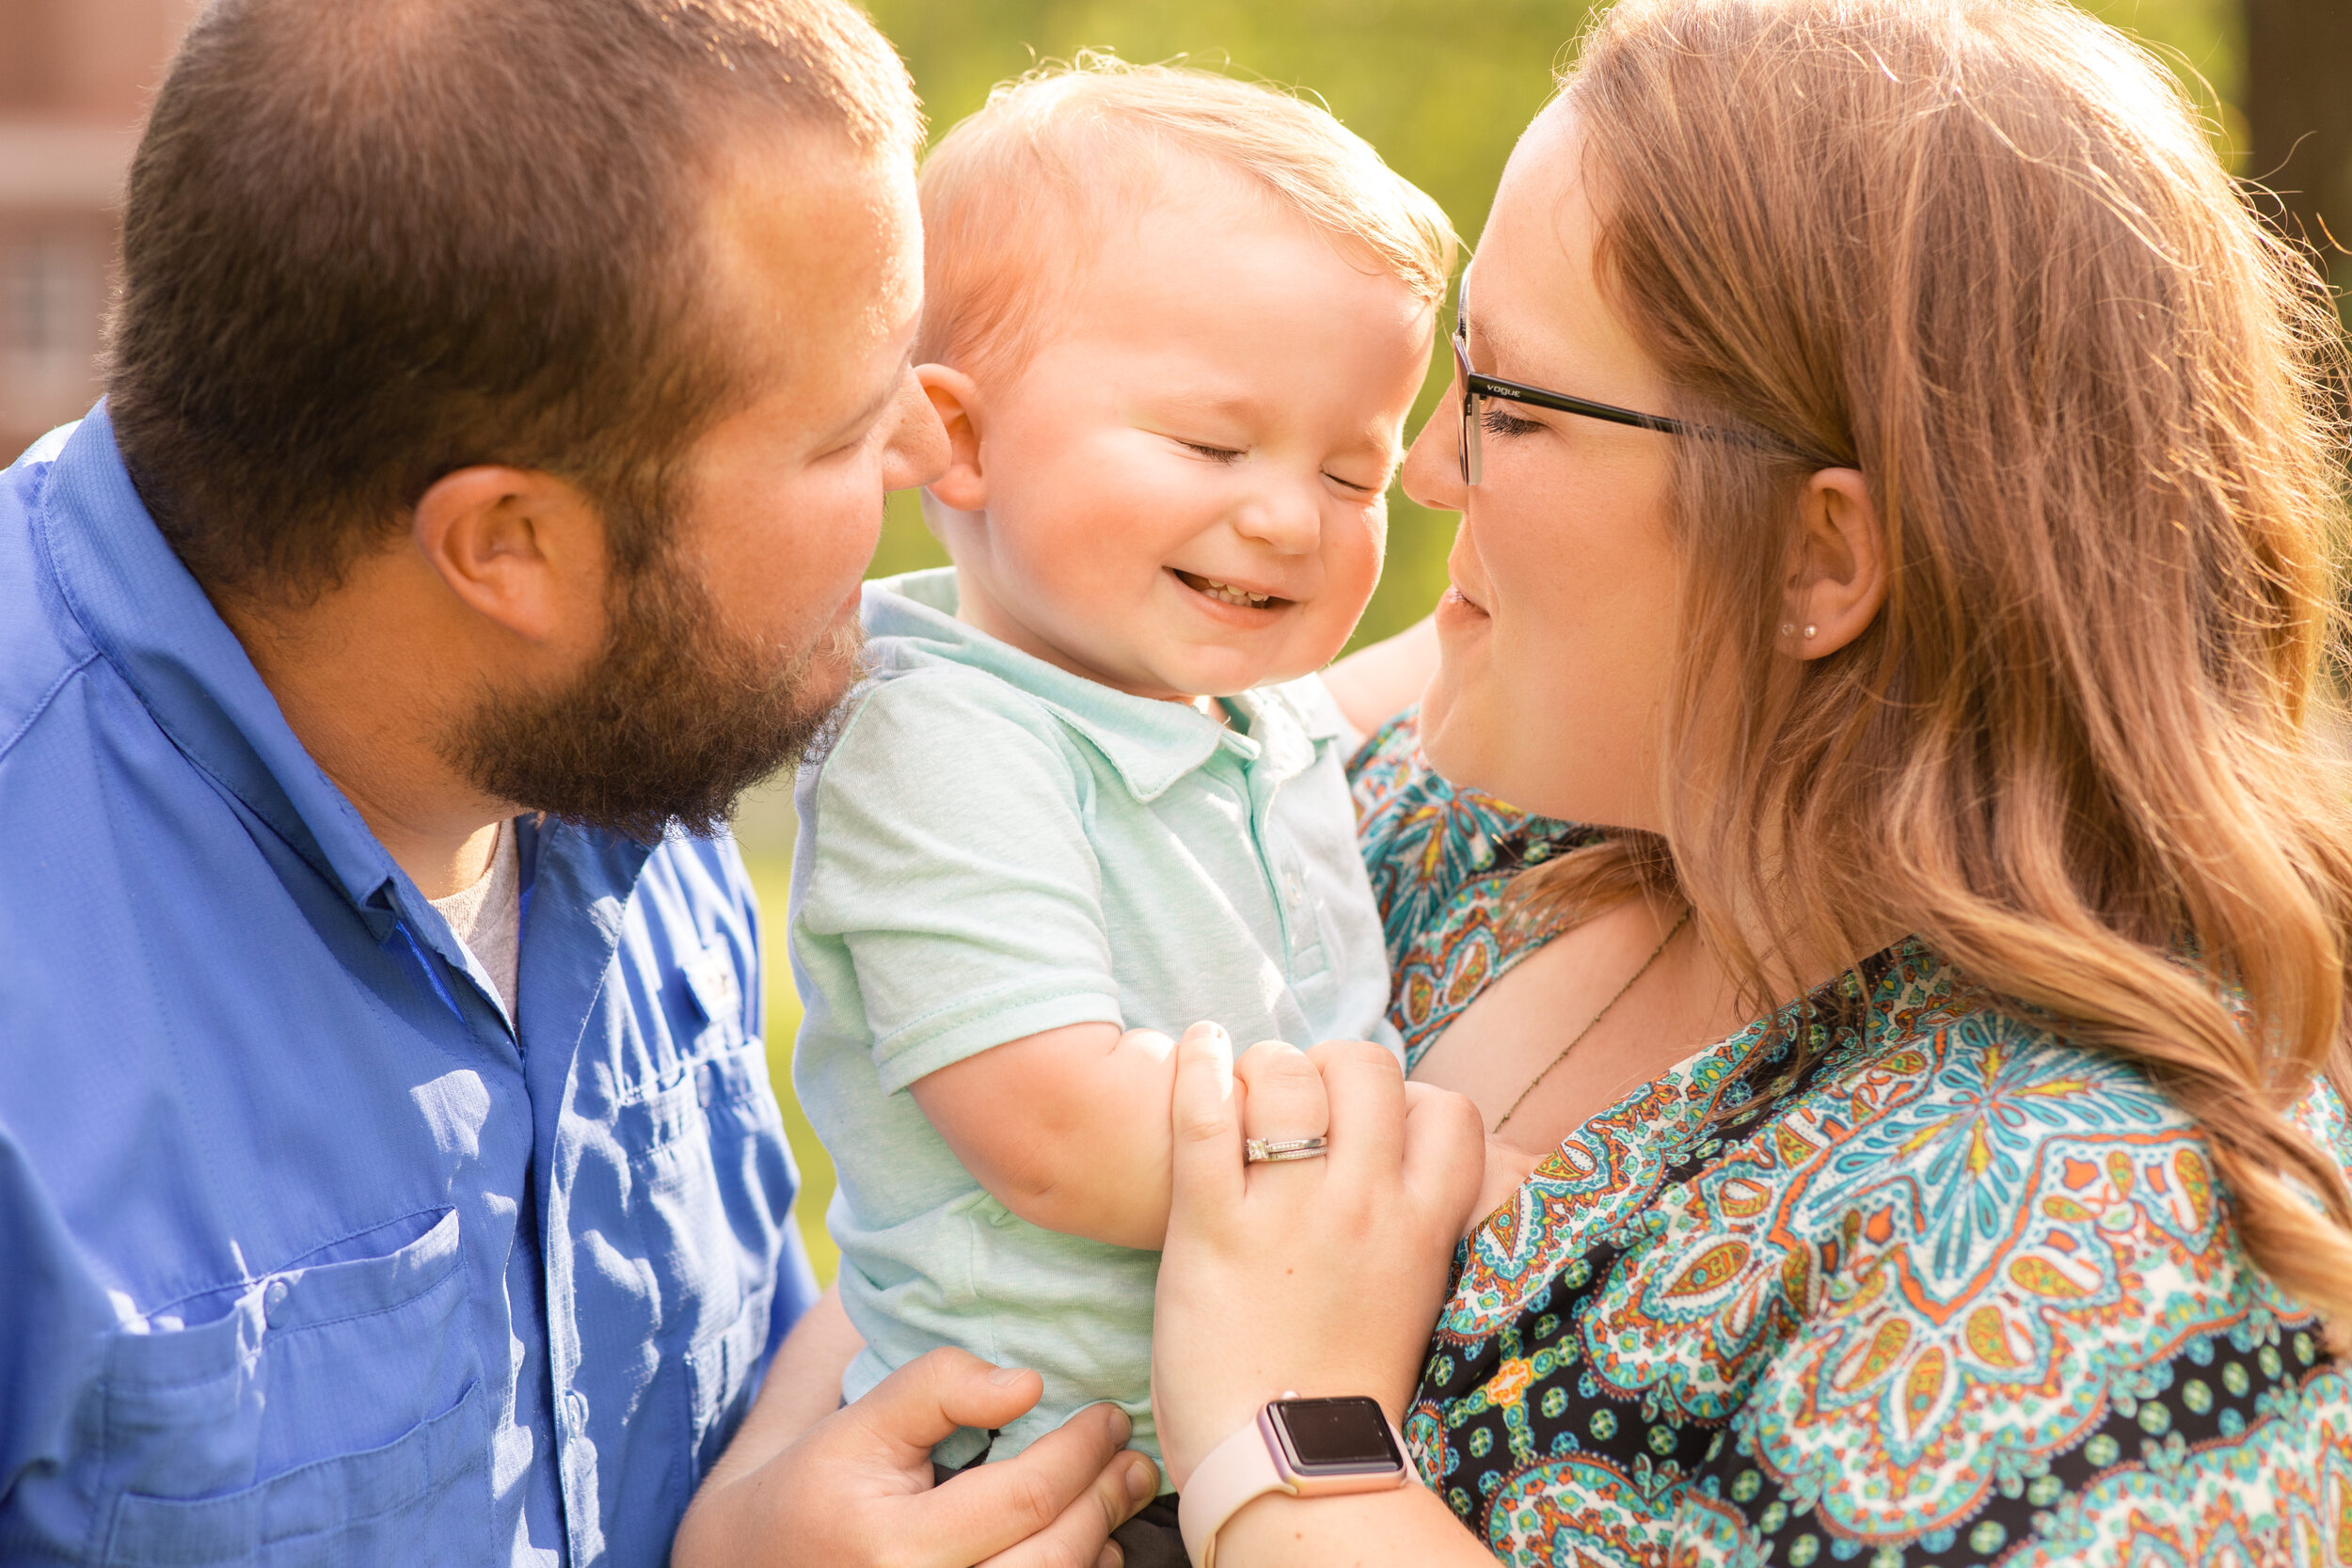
[{"xmin": 788, "ymin": 56, "xmax": 1454, "ymax": 1516}]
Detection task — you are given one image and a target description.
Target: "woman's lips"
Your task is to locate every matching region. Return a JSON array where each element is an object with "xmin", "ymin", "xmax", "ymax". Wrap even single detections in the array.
[{"xmin": 1439, "ymin": 583, "xmax": 1490, "ymax": 618}]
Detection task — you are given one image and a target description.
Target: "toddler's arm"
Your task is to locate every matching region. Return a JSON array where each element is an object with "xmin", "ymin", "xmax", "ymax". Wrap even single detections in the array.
[{"xmin": 910, "ymin": 1022, "xmax": 1177, "ymax": 1250}]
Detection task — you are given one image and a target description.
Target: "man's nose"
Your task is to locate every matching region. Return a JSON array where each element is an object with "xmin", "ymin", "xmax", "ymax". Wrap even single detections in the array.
[{"xmin": 880, "ymin": 366, "xmax": 950, "ymax": 493}]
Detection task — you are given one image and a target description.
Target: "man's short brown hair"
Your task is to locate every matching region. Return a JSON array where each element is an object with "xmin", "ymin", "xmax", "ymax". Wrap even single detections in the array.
[{"xmin": 106, "ymin": 0, "xmax": 921, "ymax": 598}]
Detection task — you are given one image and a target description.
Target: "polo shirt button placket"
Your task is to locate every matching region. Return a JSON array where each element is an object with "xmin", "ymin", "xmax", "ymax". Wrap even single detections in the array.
[{"xmin": 1281, "ymin": 866, "xmax": 1308, "ymax": 945}]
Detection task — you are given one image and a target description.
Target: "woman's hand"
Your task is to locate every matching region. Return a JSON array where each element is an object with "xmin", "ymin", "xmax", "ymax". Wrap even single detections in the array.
[
  {"xmin": 1149, "ymin": 1024, "xmax": 1485, "ymax": 1487},
  {"xmin": 1468, "ymin": 1138, "xmax": 1544, "ymax": 1239},
  {"xmin": 675, "ymin": 1343, "xmax": 1159, "ymax": 1568}
]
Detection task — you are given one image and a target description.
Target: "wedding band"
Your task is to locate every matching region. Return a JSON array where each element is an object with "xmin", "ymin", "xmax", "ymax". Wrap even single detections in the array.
[{"xmin": 1243, "ymin": 1135, "xmax": 1329, "ymax": 1164}]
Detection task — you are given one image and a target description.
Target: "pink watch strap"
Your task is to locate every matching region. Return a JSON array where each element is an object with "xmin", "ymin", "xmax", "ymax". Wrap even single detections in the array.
[{"xmin": 1176, "ymin": 1414, "xmax": 1290, "ymax": 1568}]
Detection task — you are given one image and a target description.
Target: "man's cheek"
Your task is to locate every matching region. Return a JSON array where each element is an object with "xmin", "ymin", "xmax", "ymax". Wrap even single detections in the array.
[{"xmin": 805, "ymin": 480, "xmax": 887, "ymax": 580}]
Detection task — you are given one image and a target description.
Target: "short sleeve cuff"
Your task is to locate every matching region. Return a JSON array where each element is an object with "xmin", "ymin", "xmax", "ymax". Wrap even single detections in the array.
[{"xmin": 873, "ymin": 988, "xmax": 1125, "ymax": 1094}]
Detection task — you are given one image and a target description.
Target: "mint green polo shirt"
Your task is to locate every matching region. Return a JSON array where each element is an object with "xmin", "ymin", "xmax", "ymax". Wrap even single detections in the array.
[{"xmin": 788, "ymin": 569, "xmax": 1401, "ymax": 1478}]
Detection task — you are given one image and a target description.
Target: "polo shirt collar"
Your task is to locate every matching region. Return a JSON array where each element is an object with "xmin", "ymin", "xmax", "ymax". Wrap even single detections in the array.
[
  {"xmin": 36, "ymin": 405, "xmax": 417, "ymax": 938},
  {"xmin": 863, "ymin": 569, "xmax": 1334, "ymax": 801}
]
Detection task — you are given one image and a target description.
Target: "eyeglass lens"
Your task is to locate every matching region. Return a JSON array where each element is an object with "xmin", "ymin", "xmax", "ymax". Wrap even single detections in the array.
[{"xmin": 1454, "ymin": 327, "xmax": 1482, "ymax": 487}]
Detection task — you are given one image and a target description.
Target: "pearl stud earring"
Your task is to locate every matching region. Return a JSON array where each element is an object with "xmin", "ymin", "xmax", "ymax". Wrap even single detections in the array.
[
  {"xmin": 1803, "ymin": 624, "xmax": 1818, "ymax": 640},
  {"xmin": 1779, "ymin": 623, "xmax": 1796, "ymax": 637}
]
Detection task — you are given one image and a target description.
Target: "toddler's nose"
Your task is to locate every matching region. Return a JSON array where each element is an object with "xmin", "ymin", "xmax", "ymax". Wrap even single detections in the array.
[{"xmin": 1231, "ymin": 481, "xmax": 1322, "ymax": 556}]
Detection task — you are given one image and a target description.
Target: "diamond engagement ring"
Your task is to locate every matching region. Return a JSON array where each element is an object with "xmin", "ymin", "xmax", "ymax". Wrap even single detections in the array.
[{"xmin": 1243, "ymin": 1136, "xmax": 1329, "ymax": 1164}]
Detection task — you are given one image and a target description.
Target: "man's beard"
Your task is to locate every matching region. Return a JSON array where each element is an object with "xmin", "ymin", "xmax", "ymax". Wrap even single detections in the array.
[{"xmin": 445, "ymin": 546, "xmax": 861, "ymax": 845}]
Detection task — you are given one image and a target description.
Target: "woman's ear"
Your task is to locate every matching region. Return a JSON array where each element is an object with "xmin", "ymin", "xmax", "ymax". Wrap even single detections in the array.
[
  {"xmin": 1779, "ymin": 468, "xmax": 1887, "ymax": 659},
  {"xmin": 916, "ymin": 364, "xmax": 988, "ymax": 514}
]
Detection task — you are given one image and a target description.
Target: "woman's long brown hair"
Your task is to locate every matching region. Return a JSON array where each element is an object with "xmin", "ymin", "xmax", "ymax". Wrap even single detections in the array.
[{"xmin": 1535, "ymin": 0, "xmax": 2352, "ymax": 1342}]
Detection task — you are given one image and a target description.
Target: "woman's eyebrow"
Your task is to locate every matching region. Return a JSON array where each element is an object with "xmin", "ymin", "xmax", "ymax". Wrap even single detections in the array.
[{"xmin": 1461, "ymin": 309, "xmax": 1532, "ymax": 375}]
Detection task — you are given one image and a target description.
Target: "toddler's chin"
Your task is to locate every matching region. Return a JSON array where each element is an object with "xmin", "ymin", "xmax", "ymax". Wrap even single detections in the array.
[
  {"xmin": 1168, "ymin": 653, "xmax": 1318, "ymax": 702},
  {"xmin": 1114, "ymin": 610, "xmax": 1356, "ymax": 701}
]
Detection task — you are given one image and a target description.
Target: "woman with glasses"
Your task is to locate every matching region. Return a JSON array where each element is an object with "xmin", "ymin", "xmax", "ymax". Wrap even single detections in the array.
[{"xmin": 1146, "ymin": 0, "xmax": 2352, "ymax": 1562}]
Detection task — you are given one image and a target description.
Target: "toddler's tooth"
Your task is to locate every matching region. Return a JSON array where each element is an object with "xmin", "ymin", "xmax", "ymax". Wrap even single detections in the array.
[{"xmin": 1187, "ymin": 573, "xmax": 1272, "ymax": 608}]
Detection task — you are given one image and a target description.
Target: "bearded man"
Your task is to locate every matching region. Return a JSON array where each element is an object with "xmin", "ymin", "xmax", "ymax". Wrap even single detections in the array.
[{"xmin": 0, "ymin": 1, "xmax": 1153, "ymax": 1562}]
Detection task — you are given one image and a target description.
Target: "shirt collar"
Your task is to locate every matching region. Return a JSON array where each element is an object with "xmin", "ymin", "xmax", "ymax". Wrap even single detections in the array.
[
  {"xmin": 36, "ymin": 406, "xmax": 417, "ymax": 938},
  {"xmin": 862, "ymin": 568, "xmax": 1330, "ymax": 801}
]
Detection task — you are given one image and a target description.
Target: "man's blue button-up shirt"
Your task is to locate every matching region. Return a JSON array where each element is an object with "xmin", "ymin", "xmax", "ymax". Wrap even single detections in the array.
[{"xmin": 0, "ymin": 410, "xmax": 818, "ymax": 1565}]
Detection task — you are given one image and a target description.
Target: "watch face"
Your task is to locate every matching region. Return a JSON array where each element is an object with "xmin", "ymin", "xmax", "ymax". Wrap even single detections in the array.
[{"xmin": 1268, "ymin": 1396, "xmax": 1404, "ymax": 1474}]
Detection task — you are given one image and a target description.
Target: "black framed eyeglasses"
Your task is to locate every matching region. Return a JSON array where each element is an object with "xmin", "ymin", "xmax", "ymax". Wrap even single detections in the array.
[{"xmin": 1451, "ymin": 277, "xmax": 1763, "ymax": 484}]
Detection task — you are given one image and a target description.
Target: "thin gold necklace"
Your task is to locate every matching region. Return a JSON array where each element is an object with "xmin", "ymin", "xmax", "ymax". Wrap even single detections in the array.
[{"xmin": 1490, "ymin": 906, "xmax": 1693, "ymax": 1136}]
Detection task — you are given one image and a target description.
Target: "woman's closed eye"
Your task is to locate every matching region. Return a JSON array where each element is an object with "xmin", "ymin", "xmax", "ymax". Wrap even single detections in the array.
[{"xmin": 1481, "ymin": 405, "xmax": 1547, "ymax": 440}]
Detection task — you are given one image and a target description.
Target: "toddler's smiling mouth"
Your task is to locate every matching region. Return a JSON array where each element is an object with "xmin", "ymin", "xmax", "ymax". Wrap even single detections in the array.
[{"xmin": 1172, "ymin": 568, "xmax": 1285, "ymax": 610}]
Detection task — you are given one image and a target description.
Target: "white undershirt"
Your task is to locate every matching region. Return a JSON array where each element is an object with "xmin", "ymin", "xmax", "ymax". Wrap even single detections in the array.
[{"xmin": 428, "ymin": 819, "xmax": 521, "ymax": 1023}]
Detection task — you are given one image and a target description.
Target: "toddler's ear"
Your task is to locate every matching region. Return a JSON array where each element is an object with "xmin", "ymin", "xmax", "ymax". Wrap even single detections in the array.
[{"xmin": 916, "ymin": 364, "xmax": 989, "ymax": 513}]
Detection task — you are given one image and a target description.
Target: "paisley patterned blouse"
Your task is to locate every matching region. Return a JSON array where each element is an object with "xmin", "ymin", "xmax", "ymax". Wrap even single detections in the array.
[
  {"xmin": 1351, "ymin": 712, "xmax": 2352, "ymax": 1567},
  {"xmin": 1350, "ymin": 712, "xmax": 1599, "ymax": 1069}
]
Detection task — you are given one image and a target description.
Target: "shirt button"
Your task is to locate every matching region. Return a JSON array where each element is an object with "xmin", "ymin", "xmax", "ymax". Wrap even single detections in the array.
[
  {"xmin": 262, "ymin": 1277, "xmax": 292, "ymax": 1323},
  {"xmin": 564, "ymin": 1388, "xmax": 589, "ymax": 1433}
]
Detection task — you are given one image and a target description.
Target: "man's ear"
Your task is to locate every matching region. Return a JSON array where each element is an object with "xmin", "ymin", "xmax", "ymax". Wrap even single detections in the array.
[
  {"xmin": 1778, "ymin": 467, "xmax": 1887, "ymax": 659},
  {"xmin": 410, "ymin": 466, "xmax": 604, "ymax": 644},
  {"xmin": 916, "ymin": 364, "xmax": 988, "ymax": 514}
]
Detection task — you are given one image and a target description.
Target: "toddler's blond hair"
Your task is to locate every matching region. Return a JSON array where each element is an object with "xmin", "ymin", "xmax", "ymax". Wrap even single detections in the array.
[{"xmin": 916, "ymin": 54, "xmax": 1457, "ymax": 382}]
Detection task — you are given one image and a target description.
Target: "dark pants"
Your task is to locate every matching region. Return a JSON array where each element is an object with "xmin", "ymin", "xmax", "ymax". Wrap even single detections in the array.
[{"xmin": 931, "ymin": 1461, "xmax": 1185, "ymax": 1567}]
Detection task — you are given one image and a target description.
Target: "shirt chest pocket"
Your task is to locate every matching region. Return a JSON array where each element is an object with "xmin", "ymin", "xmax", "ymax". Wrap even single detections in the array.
[
  {"xmin": 93, "ymin": 1209, "xmax": 490, "ymax": 1566},
  {"xmin": 613, "ymin": 1038, "xmax": 792, "ymax": 1488}
]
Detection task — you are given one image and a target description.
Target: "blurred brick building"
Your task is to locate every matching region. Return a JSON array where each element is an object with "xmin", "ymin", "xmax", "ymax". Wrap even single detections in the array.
[{"xmin": 0, "ymin": 0, "xmax": 197, "ymax": 459}]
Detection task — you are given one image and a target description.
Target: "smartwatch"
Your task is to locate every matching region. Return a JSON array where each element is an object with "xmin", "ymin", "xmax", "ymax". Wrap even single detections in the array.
[{"xmin": 1176, "ymin": 1394, "xmax": 1413, "ymax": 1568}]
